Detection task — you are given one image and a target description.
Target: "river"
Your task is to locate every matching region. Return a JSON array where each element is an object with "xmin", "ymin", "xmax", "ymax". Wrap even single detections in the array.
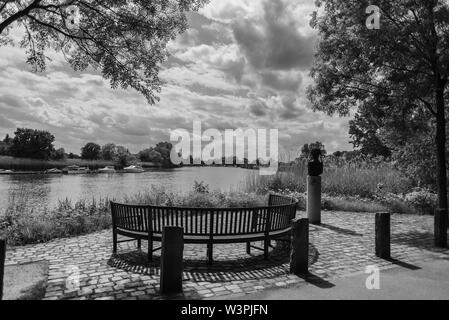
[{"xmin": 0, "ymin": 167, "xmax": 256, "ymax": 211}]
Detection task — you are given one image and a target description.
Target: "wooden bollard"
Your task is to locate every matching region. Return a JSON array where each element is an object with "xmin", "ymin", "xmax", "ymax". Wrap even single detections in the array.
[
  {"xmin": 289, "ymin": 218, "xmax": 309, "ymax": 275},
  {"xmin": 160, "ymin": 226, "xmax": 184, "ymax": 295},
  {"xmin": 0, "ymin": 238, "xmax": 5, "ymax": 300},
  {"xmin": 435, "ymin": 208, "xmax": 448, "ymax": 248},
  {"xmin": 375, "ymin": 213, "xmax": 390, "ymax": 259}
]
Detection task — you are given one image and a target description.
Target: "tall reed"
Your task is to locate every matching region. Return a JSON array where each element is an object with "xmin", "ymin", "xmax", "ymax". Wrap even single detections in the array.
[{"xmin": 241, "ymin": 157, "xmax": 414, "ymax": 198}]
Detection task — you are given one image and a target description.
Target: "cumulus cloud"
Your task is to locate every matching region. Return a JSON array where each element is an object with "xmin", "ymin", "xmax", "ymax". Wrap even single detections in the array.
[
  {"xmin": 233, "ymin": 0, "xmax": 316, "ymax": 71},
  {"xmin": 0, "ymin": 0, "xmax": 353, "ymax": 155},
  {"xmin": 248, "ymin": 100, "xmax": 269, "ymax": 117}
]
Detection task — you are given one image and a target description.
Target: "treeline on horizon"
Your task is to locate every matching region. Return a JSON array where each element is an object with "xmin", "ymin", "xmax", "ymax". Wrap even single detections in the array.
[
  {"xmin": 0, "ymin": 128, "xmax": 175, "ymax": 169},
  {"xmin": 0, "ymin": 128, "xmax": 282, "ymax": 171},
  {"xmin": 0, "ymin": 128, "xmax": 397, "ymax": 166}
]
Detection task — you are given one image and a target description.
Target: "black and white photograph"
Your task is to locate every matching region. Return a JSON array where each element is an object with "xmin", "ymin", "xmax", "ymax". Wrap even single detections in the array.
[{"xmin": 0, "ymin": 0, "xmax": 449, "ymax": 307}]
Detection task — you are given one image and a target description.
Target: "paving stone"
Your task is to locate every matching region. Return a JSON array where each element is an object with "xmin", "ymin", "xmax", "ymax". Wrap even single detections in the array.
[{"xmin": 5, "ymin": 211, "xmax": 449, "ymax": 300}]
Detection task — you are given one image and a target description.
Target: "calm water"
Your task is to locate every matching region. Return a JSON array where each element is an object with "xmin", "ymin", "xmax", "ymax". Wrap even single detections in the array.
[{"xmin": 0, "ymin": 167, "xmax": 255, "ymax": 211}]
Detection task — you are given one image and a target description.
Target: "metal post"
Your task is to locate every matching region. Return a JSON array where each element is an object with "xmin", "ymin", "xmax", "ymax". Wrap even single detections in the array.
[
  {"xmin": 375, "ymin": 213, "xmax": 391, "ymax": 259},
  {"xmin": 160, "ymin": 226, "xmax": 184, "ymax": 295}
]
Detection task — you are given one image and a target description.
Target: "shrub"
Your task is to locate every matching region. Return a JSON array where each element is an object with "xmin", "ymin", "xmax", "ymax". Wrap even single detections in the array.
[
  {"xmin": 0, "ymin": 194, "xmax": 111, "ymax": 246},
  {"xmin": 124, "ymin": 185, "xmax": 266, "ymax": 208},
  {"xmin": 403, "ymin": 188, "xmax": 437, "ymax": 215},
  {"xmin": 193, "ymin": 180, "xmax": 210, "ymax": 194}
]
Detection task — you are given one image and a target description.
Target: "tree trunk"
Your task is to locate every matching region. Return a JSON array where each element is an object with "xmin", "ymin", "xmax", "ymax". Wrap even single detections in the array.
[
  {"xmin": 434, "ymin": 85, "xmax": 448, "ymax": 247},
  {"xmin": 436, "ymin": 86, "xmax": 447, "ymax": 209}
]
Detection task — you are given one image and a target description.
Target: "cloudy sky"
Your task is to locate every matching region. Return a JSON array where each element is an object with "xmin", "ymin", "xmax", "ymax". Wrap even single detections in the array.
[{"xmin": 0, "ymin": 0, "xmax": 352, "ymax": 158}]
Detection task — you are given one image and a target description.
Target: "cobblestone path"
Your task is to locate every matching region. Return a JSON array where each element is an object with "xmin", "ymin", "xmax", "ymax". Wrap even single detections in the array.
[{"xmin": 5, "ymin": 211, "xmax": 449, "ymax": 300}]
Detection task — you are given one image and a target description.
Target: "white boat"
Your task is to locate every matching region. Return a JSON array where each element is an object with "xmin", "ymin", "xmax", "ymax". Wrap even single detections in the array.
[
  {"xmin": 65, "ymin": 165, "xmax": 89, "ymax": 174},
  {"xmin": 98, "ymin": 166, "xmax": 116, "ymax": 173},
  {"xmin": 123, "ymin": 165, "xmax": 144, "ymax": 173},
  {"xmin": 0, "ymin": 169, "xmax": 13, "ymax": 174},
  {"xmin": 45, "ymin": 168, "xmax": 63, "ymax": 174}
]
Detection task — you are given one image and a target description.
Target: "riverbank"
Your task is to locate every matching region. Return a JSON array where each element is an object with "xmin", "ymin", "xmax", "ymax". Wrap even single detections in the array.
[
  {"xmin": 0, "ymin": 187, "xmax": 267, "ymax": 246},
  {"xmin": 0, "ymin": 156, "xmax": 168, "ymax": 172},
  {"xmin": 0, "ymin": 156, "xmax": 260, "ymax": 173},
  {"xmin": 0, "ymin": 185, "xmax": 435, "ymax": 247},
  {"xmin": 0, "ymin": 156, "xmax": 115, "ymax": 172}
]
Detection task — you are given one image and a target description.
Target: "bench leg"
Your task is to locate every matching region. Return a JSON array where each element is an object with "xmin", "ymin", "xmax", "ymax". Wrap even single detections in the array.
[
  {"xmin": 246, "ymin": 242, "xmax": 251, "ymax": 254},
  {"xmin": 112, "ymin": 230, "xmax": 117, "ymax": 254},
  {"xmin": 207, "ymin": 244, "xmax": 213, "ymax": 265},
  {"xmin": 148, "ymin": 238, "xmax": 153, "ymax": 263},
  {"xmin": 137, "ymin": 239, "xmax": 141, "ymax": 250},
  {"xmin": 264, "ymin": 239, "xmax": 269, "ymax": 260}
]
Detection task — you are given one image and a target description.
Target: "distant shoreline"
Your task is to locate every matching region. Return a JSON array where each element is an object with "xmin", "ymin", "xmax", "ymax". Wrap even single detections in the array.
[
  {"xmin": 0, "ymin": 155, "xmax": 263, "ymax": 173},
  {"xmin": 0, "ymin": 155, "xmax": 165, "ymax": 172}
]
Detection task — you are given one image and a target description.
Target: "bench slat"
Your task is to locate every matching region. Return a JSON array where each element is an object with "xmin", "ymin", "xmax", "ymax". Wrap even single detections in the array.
[{"xmin": 111, "ymin": 195, "xmax": 298, "ymax": 236}]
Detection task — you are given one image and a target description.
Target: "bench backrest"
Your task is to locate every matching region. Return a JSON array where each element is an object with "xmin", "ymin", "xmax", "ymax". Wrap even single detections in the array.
[
  {"xmin": 268, "ymin": 193, "xmax": 295, "ymax": 206},
  {"xmin": 111, "ymin": 194, "xmax": 297, "ymax": 236}
]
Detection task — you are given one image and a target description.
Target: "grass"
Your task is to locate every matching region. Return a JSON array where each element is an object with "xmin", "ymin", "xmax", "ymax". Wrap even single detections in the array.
[
  {"xmin": 124, "ymin": 185, "xmax": 266, "ymax": 208},
  {"xmin": 0, "ymin": 185, "xmax": 267, "ymax": 246},
  {"xmin": 0, "ymin": 156, "xmax": 115, "ymax": 171},
  {"xmin": 322, "ymin": 196, "xmax": 388, "ymax": 213},
  {"xmin": 243, "ymin": 158, "xmax": 413, "ymax": 198},
  {"xmin": 0, "ymin": 189, "xmax": 111, "ymax": 246},
  {"xmin": 242, "ymin": 157, "xmax": 438, "ymax": 215}
]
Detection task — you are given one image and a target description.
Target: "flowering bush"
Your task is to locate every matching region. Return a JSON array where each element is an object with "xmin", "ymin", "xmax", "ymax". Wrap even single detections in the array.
[
  {"xmin": 373, "ymin": 186, "xmax": 437, "ymax": 215},
  {"xmin": 403, "ymin": 188, "xmax": 437, "ymax": 215}
]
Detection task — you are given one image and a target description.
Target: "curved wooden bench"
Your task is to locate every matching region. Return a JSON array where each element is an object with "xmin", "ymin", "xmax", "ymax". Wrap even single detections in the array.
[{"xmin": 110, "ymin": 194, "xmax": 298, "ymax": 264}]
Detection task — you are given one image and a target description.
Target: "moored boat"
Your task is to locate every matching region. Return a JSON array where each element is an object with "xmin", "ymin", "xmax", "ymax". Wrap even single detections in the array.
[
  {"xmin": 45, "ymin": 168, "xmax": 63, "ymax": 174},
  {"xmin": 98, "ymin": 166, "xmax": 116, "ymax": 173},
  {"xmin": 123, "ymin": 165, "xmax": 144, "ymax": 173},
  {"xmin": 65, "ymin": 165, "xmax": 90, "ymax": 174}
]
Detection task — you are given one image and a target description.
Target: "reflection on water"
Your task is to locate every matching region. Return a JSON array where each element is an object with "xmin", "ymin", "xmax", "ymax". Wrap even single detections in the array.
[{"xmin": 0, "ymin": 167, "xmax": 255, "ymax": 211}]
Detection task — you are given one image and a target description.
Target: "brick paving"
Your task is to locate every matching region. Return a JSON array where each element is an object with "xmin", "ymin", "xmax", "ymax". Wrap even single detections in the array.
[{"xmin": 4, "ymin": 211, "xmax": 449, "ymax": 300}]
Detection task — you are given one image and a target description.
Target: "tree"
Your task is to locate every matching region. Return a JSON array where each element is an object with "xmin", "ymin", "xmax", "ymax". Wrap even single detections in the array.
[
  {"xmin": 81, "ymin": 142, "xmax": 101, "ymax": 160},
  {"xmin": 0, "ymin": 134, "xmax": 12, "ymax": 156},
  {"xmin": 0, "ymin": 0, "xmax": 208, "ymax": 103},
  {"xmin": 154, "ymin": 142, "xmax": 174, "ymax": 167},
  {"xmin": 51, "ymin": 147, "xmax": 66, "ymax": 160},
  {"xmin": 333, "ymin": 151, "xmax": 343, "ymax": 158},
  {"xmin": 348, "ymin": 102, "xmax": 392, "ymax": 157},
  {"xmin": 116, "ymin": 145, "xmax": 135, "ymax": 167},
  {"xmin": 101, "ymin": 143, "xmax": 117, "ymax": 161},
  {"xmin": 300, "ymin": 144, "xmax": 310, "ymax": 158},
  {"xmin": 300, "ymin": 142, "xmax": 327, "ymax": 158},
  {"xmin": 138, "ymin": 147, "xmax": 163, "ymax": 163},
  {"xmin": 3, "ymin": 134, "xmax": 12, "ymax": 144},
  {"xmin": 308, "ymin": 0, "xmax": 449, "ymax": 246},
  {"xmin": 9, "ymin": 128, "xmax": 55, "ymax": 159},
  {"xmin": 67, "ymin": 152, "xmax": 80, "ymax": 159},
  {"xmin": 138, "ymin": 143, "xmax": 175, "ymax": 167}
]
